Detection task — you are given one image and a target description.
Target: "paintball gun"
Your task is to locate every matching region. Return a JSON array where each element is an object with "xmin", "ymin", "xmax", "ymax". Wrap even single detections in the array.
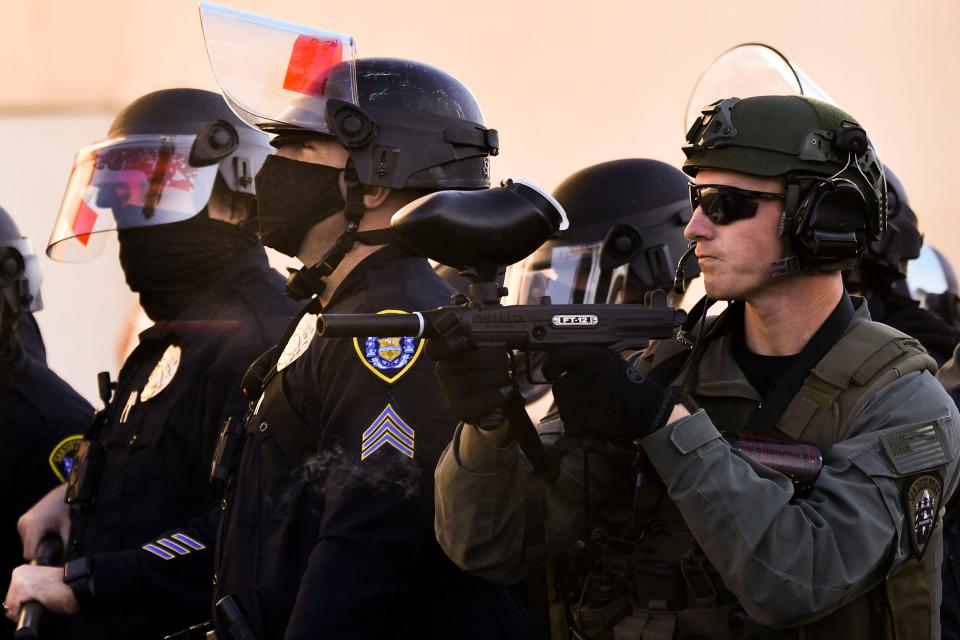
[
  {"xmin": 14, "ymin": 535, "xmax": 63, "ymax": 640},
  {"xmin": 317, "ymin": 178, "xmax": 687, "ymax": 477}
]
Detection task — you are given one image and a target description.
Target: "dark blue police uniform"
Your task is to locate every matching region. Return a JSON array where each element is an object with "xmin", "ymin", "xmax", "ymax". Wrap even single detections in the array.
[
  {"xmin": 211, "ymin": 245, "xmax": 527, "ymax": 640},
  {"xmin": 62, "ymin": 246, "xmax": 301, "ymax": 640},
  {"xmin": 0, "ymin": 314, "xmax": 92, "ymax": 638}
]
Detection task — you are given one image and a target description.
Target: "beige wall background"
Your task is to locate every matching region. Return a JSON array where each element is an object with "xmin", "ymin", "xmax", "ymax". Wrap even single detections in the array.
[{"xmin": 0, "ymin": 0, "xmax": 957, "ymax": 401}]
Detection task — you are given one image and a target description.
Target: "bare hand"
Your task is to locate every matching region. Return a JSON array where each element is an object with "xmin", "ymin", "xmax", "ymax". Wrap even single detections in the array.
[
  {"xmin": 18, "ymin": 484, "xmax": 70, "ymax": 560},
  {"xmin": 4, "ymin": 565, "xmax": 78, "ymax": 621},
  {"xmin": 668, "ymin": 404, "xmax": 691, "ymax": 424}
]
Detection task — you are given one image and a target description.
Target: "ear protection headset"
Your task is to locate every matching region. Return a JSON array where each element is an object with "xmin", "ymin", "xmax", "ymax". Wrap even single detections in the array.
[{"xmin": 774, "ymin": 122, "xmax": 886, "ymax": 276}]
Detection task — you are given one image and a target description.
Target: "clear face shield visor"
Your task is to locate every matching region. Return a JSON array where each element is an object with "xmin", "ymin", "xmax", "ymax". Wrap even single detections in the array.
[
  {"xmin": 200, "ymin": 2, "xmax": 359, "ymax": 135},
  {"xmin": 685, "ymin": 42, "xmax": 835, "ymax": 132},
  {"xmin": 47, "ymin": 136, "xmax": 222, "ymax": 262},
  {"xmin": 505, "ymin": 242, "xmax": 631, "ymax": 307},
  {"xmin": 907, "ymin": 244, "xmax": 957, "ymax": 299}
]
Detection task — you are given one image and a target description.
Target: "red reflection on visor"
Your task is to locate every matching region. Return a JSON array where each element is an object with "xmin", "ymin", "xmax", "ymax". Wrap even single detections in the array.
[
  {"xmin": 283, "ymin": 35, "xmax": 343, "ymax": 97},
  {"xmin": 72, "ymin": 200, "xmax": 98, "ymax": 246}
]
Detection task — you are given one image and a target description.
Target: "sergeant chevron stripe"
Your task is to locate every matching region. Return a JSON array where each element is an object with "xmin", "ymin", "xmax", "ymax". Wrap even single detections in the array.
[
  {"xmin": 362, "ymin": 404, "xmax": 414, "ymax": 461},
  {"xmin": 141, "ymin": 532, "xmax": 207, "ymax": 560}
]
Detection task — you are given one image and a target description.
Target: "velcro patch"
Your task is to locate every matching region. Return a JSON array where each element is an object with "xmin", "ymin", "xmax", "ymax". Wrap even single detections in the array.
[
  {"xmin": 361, "ymin": 404, "xmax": 415, "ymax": 461},
  {"xmin": 353, "ymin": 310, "xmax": 423, "ymax": 384},
  {"xmin": 902, "ymin": 473, "xmax": 942, "ymax": 560},
  {"xmin": 49, "ymin": 434, "xmax": 84, "ymax": 483},
  {"xmin": 141, "ymin": 532, "xmax": 206, "ymax": 560},
  {"xmin": 880, "ymin": 422, "xmax": 951, "ymax": 475}
]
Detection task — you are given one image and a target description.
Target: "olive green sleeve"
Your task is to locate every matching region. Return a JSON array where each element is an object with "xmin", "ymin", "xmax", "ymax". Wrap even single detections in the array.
[
  {"xmin": 434, "ymin": 423, "xmax": 530, "ymax": 584},
  {"xmin": 434, "ymin": 421, "xmax": 621, "ymax": 584},
  {"xmin": 641, "ymin": 370, "xmax": 960, "ymax": 629}
]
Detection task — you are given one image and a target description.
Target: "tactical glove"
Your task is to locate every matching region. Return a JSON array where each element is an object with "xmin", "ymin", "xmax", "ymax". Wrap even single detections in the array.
[
  {"xmin": 542, "ymin": 346, "xmax": 677, "ymax": 439},
  {"xmin": 426, "ymin": 337, "xmax": 513, "ymax": 429}
]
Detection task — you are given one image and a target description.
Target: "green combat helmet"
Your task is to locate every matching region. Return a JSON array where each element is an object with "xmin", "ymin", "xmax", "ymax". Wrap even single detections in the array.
[{"xmin": 682, "ymin": 95, "xmax": 886, "ymax": 276}]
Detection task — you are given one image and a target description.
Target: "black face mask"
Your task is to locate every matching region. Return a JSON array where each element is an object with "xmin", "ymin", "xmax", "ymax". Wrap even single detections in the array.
[
  {"xmin": 254, "ymin": 155, "xmax": 346, "ymax": 257},
  {"xmin": 118, "ymin": 212, "xmax": 258, "ymax": 321}
]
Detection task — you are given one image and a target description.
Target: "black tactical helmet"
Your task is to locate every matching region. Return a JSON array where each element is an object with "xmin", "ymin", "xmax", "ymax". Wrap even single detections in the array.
[
  {"xmin": 0, "ymin": 205, "xmax": 42, "ymax": 324},
  {"xmin": 200, "ymin": 3, "xmax": 497, "ymax": 192},
  {"xmin": 200, "ymin": 6, "xmax": 500, "ymax": 298},
  {"xmin": 107, "ymin": 88, "xmax": 272, "ymax": 199},
  {"xmin": 47, "ymin": 89, "xmax": 272, "ymax": 261},
  {"xmin": 683, "ymin": 95, "xmax": 886, "ymax": 275},
  {"xmin": 508, "ymin": 159, "xmax": 697, "ymax": 306},
  {"xmin": 276, "ymin": 57, "xmax": 498, "ymax": 191},
  {"xmin": 858, "ymin": 167, "xmax": 922, "ymax": 281}
]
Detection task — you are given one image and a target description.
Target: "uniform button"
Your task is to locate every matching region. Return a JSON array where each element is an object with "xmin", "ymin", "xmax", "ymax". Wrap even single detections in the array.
[
  {"xmin": 128, "ymin": 434, "xmax": 138, "ymax": 446},
  {"xmin": 212, "ymin": 573, "xmax": 218, "ymax": 586},
  {"xmin": 220, "ymin": 498, "xmax": 228, "ymax": 511},
  {"xmin": 71, "ymin": 539, "xmax": 79, "ymax": 550},
  {"xmin": 259, "ymin": 422, "xmax": 269, "ymax": 433}
]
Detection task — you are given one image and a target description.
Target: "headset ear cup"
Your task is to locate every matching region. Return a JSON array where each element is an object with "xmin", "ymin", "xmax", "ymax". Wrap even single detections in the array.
[
  {"xmin": 810, "ymin": 181, "xmax": 868, "ymax": 241},
  {"xmin": 789, "ymin": 179, "xmax": 870, "ymax": 271}
]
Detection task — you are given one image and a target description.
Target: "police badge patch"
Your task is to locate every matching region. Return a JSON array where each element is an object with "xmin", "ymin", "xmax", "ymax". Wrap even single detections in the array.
[
  {"xmin": 902, "ymin": 473, "xmax": 942, "ymax": 560},
  {"xmin": 277, "ymin": 312, "xmax": 319, "ymax": 371},
  {"xmin": 140, "ymin": 344, "xmax": 181, "ymax": 402},
  {"xmin": 49, "ymin": 434, "xmax": 84, "ymax": 482},
  {"xmin": 353, "ymin": 310, "xmax": 424, "ymax": 384}
]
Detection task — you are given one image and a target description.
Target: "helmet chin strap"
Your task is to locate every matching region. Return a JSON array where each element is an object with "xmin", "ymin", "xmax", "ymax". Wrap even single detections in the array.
[
  {"xmin": 284, "ymin": 162, "xmax": 366, "ymax": 302},
  {"xmin": 284, "ymin": 162, "xmax": 397, "ymax": 302}
]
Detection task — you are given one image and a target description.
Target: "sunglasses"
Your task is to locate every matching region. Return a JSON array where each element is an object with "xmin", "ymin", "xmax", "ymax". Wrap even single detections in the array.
[{"xmin": 689, "ymin": 183, "xmax": 785, "ymax": 225}]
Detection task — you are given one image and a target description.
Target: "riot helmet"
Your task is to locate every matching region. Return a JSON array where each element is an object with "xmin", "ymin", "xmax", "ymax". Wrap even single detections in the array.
[
  {"xmin": 683, "ymin": 95, "xmax": 886, "ymax": 275},
  {"xmin": 506, "ymin": 159, "xmax": 698, "ymax": 307},
  {"xmin": 0, "ymin": 206, "xmax": 42, "ymax": 345},
  {"xmin": 200, "ymin": 3, "xmax": 499, "ymax": 298},
  {"xmin": 908, "ymin": 244, "xmax": 960, "ymax": 327},
  {"xmin": 684, "ymin": 43, "xmax": 836, "ymax": 134},
  {"xmin": 47, "ymin": 88, "xmax": 272, "ymax": 262},
  {"xmin": 844, "ymin": 167, "xmax": 922, "ymax": 297}
]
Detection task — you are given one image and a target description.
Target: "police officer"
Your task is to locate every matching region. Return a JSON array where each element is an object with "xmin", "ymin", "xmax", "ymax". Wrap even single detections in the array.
[
  {"xmin": 507, "ymin": 158, "xmax": 699, "ymax": 419},
  {"xmin": 0, "ymin": 206, "xmax": 92, "ymax": 636},
  {"xmin": 844, "ymin": 168, "xmax": 960, "ymax": 364},
  {"xmin": 182, "ymin": 8, "xmax": 526, "ymax": 639},
  {"xmin": 433, "ymin": 95, "xmax": 960, "ymax": 638},
  {"xmin": 5, "ymin": 89, "xmax": 300, "ymax": 638}
]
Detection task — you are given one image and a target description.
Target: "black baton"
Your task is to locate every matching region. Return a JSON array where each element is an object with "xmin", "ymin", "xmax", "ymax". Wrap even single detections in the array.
[{"xmin": 15, "ymin": 534, "xmax": 64, "ymax": 639}]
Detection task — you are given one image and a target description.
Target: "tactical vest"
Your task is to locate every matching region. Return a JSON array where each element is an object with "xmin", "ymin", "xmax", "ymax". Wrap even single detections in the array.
[{"xmin": 561, "ymin": 305, "xmax": 939, "ymax": 640}]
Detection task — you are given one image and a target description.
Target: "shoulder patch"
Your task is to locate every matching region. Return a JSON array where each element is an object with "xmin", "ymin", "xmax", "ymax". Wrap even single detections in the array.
[
  {"xmin": 140, "ymin": 344, "xmax": 181, "ymax": 402},
  {"xmin": 277, "ymin": 312, "xmax": 319, "ymax": 371},
  {"xmin": 49, "ymin": 434, "xmax": 84, "ymax": 482},
  {"xmin": 880, "ymin": 422, "xmax": 951, "ymax": 475},
  {"xmin": 361, "ymin": 404, "xmax": 414, "ymax": 461},
  {"xmin": 902, "ymin": 472, "xmax": 942, "ymax": 560},
  {"xmin": 353, "ymin": 310, "xmax": 424, "ymax": 384}
]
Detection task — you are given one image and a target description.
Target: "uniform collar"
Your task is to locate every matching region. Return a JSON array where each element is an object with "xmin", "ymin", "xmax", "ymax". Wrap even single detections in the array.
[
  {"xmin": 325, "ymin": 244, "xmax": 418, "ymax": 311},
  {"xmin": 138, "ymin": 245, "xmax": 271, "ymax": 344},
  {"xmin": 692, "ymin": 293, "xmax": 863, "ymax": 401}
]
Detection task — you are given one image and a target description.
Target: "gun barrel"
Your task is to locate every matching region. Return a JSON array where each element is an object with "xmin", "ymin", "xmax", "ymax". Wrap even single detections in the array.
[{"xmin": 318, "ymin": 313, "xmax": 427, "ymax": 338}]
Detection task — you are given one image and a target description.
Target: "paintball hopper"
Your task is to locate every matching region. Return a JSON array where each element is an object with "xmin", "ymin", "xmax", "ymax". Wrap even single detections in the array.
[{"xmin": 391, "ymin": 178, "xmax": 568, "ymax": 277}]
